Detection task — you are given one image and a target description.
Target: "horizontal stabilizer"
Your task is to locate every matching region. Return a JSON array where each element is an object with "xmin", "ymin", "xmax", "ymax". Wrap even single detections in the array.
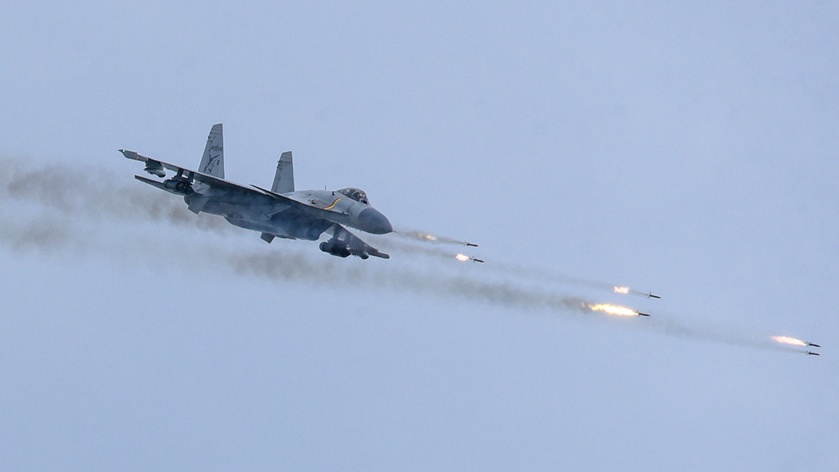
[{"xmin": 134, "ymin": 175, "xmax": 167, "ymax": 190}]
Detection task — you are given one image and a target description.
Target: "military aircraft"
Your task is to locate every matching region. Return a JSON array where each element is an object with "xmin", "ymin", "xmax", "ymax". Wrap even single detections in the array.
[{"xmin": 119, "ymin": 123, "xmax": 393, "ymax": 259}]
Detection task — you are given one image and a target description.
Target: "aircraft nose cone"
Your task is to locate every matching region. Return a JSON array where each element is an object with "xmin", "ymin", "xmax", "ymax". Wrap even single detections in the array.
[{"xmin": 358, "ymin": 207, "xmax": 392, "ymax": 234}]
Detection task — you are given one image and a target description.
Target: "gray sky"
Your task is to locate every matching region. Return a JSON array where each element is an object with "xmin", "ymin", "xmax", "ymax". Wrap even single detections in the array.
[{"xmin": 1, "ymin": 1, "xmax": 837, "ymax": 470}]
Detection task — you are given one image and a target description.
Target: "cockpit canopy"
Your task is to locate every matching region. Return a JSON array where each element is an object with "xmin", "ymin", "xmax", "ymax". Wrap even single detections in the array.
[{"xmin": 338, "ymin": 187, "xmax": 369, "ymax": 205}]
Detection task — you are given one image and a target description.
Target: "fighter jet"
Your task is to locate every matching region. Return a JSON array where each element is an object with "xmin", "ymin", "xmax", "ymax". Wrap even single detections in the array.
[{"xmin": 119, "ymin": 123, "xmax": 392, "ymax": 259}]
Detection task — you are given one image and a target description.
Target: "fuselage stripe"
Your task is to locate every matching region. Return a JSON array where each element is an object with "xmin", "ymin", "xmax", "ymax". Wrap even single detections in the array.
[{"xmin": 324, "ymin": 197, "xmax": 341, "ymax": 211}]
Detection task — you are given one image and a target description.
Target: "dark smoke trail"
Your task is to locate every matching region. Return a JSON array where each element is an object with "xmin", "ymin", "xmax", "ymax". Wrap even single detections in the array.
[
  {"xmin": 0, "ymin": 157, "xmax": 233, "ymax": 233},
  {"xmin": 0, "ymin": 211, "xmax": 803, "ymax": 353},
  {"xmin": 0, "ymin": 158, "xmax": 811, "ymax": 354}
]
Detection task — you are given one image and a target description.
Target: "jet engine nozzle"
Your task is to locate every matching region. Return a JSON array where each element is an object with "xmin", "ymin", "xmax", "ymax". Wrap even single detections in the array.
[{"xmin": 163, "ymin": 178, "xmax": 194, "ymax": 195}]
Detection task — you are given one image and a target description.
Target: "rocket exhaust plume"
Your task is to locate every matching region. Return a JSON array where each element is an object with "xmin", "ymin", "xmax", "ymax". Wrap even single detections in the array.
[
  {"xmin": 611, "ymin": 287, "xmax": 659, "ymax": 299},
  {"xmin": 363, "ymin": 230, "xmax": 485, "ymax": 264},
  {"xmin": 363, "ymin": 235, "xmax": 485, "ymax": 264},
  {"xmin": 772, "ymin": 335, "xmax": 821, "ymax": 350},
  {"xmin": 586, "ymin": 303, "xmax": 646, "ymax": 317},
  {"xmin": 455, "ymin": 253, "xmax": 484, "ymax": 263},
  {"xmin": 395, "ymin": 229, "xmax": 478, "ymax": 248},
  {"xmin": 470, "ymin": 257, "xmax": 659, "ymax": 299},
  {"xmin": 771, "ymin": 335, "xmax": 807, "ymax": 347}
]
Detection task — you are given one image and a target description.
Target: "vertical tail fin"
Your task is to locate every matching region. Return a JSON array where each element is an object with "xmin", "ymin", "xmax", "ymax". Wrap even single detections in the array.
[
  {"xmin": 199, "ymin": 123, "xmax": 224, "ymax": 178},
  {"xmin": 272, "ymin": 151, "xmax": 294, "ymax": 193}
]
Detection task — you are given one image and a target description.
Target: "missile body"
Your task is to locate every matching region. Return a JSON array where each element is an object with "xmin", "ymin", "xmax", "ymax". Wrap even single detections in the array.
[
  {"xmin": 472, "ymin": 258, "xmax": 485, "ymax": 263},
  {"xmin": 637, "ymin": 312, "xmax": 651, "ymax": 317},
  {"xmin": 647, "ymin": 292, "xmax": 661, "ymax": 299},
  {"xmin": 465, "ymin": 242, "xmax": 478, "ymax": 247},
  {"xmin": 807, "ymin": 351, "xmax": 820, "ymax": 356},
  {"xmin": 808, "ymin": 342, "xmax": 821, "ymax": 348}
]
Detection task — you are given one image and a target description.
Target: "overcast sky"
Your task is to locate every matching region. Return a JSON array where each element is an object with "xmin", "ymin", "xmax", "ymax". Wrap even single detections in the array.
[{"xmin": 1, "ymin": 1, "xmax": 837, "ymax": 470}]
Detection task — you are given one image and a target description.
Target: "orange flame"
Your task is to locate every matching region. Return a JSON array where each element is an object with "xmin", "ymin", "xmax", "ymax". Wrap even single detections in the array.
[{"xmin": 771, "ymin": 335, "xmax": 807, "ymax": 347}]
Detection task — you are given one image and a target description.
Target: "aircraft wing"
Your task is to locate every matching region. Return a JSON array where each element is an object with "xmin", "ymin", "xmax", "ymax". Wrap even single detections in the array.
[
  {"xmin": 120, "ymin": 149, "xmax": 263, "ymax": 196},
  {"xmin": 120, "ymin": 149, "xmax": 343, "ymax": 220}
]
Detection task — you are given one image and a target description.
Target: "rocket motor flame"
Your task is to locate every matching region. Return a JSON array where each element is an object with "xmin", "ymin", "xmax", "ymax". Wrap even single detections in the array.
[
  {"xmin": 771, "ymin": 335, "xmax": 807, "ymax": 347},
  {"xmin": 613, "ymin": 286, "xmax": 630, "ymax": 294},
  {"xmin": 587, "ymin": 303, "xmax": 641, "ymax": 317},
  {"xmin": 455, "ymin": 254, "xmax": 471, "ymax": 262},
  {"xmin": 415, "ymin": 232, "xmax": 437, "ymax": 242}
]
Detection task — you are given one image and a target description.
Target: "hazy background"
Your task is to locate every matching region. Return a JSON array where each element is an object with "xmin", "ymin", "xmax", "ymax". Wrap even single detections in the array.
[{"xmin": 1, "ymin": 1, "xmax": 837, "ymax": 470}]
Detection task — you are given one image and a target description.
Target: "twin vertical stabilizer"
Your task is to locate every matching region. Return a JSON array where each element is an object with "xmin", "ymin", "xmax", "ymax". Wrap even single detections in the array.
[
  {"xmin": 197, "ymin": 123, "xmax": 293, "ymax": 195},
  {"xmin": 199, "ymin": 123, "xmax": 224, "ymax": 178},
  {"xmin": 272, "ymin": 151, "xmax": 294, "ymax": 193}
]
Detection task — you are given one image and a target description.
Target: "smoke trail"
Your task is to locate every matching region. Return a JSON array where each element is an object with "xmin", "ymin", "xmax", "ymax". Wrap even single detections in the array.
[
  {"xmin": 0, "ymin": 212, "xmax": 801, "ymax": 354},
  {"xmin": 0, "ymin": 158, "xmax": 815, "ymax": 354},
  {"xmin": 0, "ymin": 157, "xmax": 233, "ymax": 233},
  {"xmin": 0, "ymin": 157, "xmax": 483, "ymax": 262},
  {"xmin": 0, "ymin": 161, "xmax": 608, "ymax": 321},
  {"xmin": 393, "ymin": 228, "xmax": 476, "ymax": 247},
  {"xmin": 0, "ymin": 217, "xmax": 87, "ymax": 253},
  {"xmin": 230, "ymin": 247, "xmax": 570, "ymax": 313},
  {"xmin": 476, "ymin": 259, "xmax": 658, "ymax": 299},
  {"xmin": 386, "ymin": 225, "xmax": 654, "ymax": 298}
]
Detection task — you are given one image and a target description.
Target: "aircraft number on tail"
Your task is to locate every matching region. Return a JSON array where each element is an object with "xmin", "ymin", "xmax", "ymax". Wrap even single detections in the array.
[{"xmin": 203, "ymin": 153, "xmax": 221, "ymax": 174}]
